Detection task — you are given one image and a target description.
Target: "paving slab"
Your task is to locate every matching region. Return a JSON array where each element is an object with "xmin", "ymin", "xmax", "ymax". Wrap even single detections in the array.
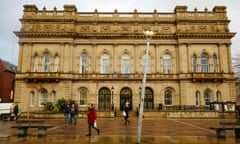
[{"xmin": 1, "ymin": 117, "xmax": 240, "ymax": 143}]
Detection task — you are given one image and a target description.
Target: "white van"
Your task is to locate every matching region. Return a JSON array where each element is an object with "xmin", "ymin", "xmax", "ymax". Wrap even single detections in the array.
[{"xmin": 0, "ymin": 103, "xmax": 13, "ymax": 120}]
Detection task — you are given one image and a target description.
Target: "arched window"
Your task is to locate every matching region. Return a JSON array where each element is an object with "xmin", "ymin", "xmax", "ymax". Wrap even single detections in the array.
[
  {"xmin": 53, "ymin": 55, "xmax": 59, "ymax": 72},
  {"xmin": 216, "ymin": 90, "xmax": 221, "ymax": 102},
  {"xmin": 164, "ymin": 90, "xmax": 172, "ymax": 105},
  {"xmin": 142, "ymin": 54, "xmax": 151, "ymax": 74},
  {"xmin": 51, "ymin": 91, "xmax": 56, "ymax": 103},
  {"xmin": 192, "ymin": 55, "xmax": 197, "ymax": 72},
  {"xmin": 30, "ymin": 91, "xmax": 35, "ymax": 107},
  {"xmin": 121, "ymin": 54, "xmax": 131, "ymax": 74},
  {"xmin": 39, "ymin": 88, "xmax": 48, "ymax": 106},
  {"xmin": 204, "ymin": 89, "xmax": 212, "ymax": 105},
  {"xmin": 33, "ymin": 55, "xmax": 38, "ymax": 72},
  {"xmin": 201, "ymin": 53, "xmax": 208, "ymax": 72},
  {"xmin": 163, "ymin": 54, "xmax": 171, "ymax": 74},
  {"xmin": 80, "ymin": 53, "xmax": 89, "ymax": 74},
  {"xmin": 195, "ymin": 91, "xmax": 200, "ymax": 106},
  {"xmin": 42, "ymin": 52, "xmax": 50, "ymax": 72},
  {"xmin": 98, "ymin": 87, "xmax": 111, "ymax": 111},
  {"xmin": 213, "ymin": 55, "xmax": 218, "ymax": 72},
  {"xmin": 101, "ymin": 54, "xmax": 110, "ymax": 74},
  {"xmin": 79, "ymin": 89, "xmax": 87, "ymax": 105}
]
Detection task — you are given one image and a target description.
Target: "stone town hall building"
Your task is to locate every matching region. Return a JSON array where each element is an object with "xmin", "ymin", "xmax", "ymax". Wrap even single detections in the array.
[{"xmin": 14, "ymin": 4, "xmax": 236, "ymax": 115}]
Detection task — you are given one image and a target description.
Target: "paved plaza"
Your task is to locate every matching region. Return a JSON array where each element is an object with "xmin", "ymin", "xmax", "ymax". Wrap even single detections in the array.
[{"xmin": 0, "ymin": 117, "xmax": 240, "ymax": 144}]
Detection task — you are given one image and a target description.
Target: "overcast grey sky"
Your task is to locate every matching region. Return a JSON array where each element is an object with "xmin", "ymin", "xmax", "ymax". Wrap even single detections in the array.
[{"xmin": 0, "ymin": 0, "xmax": 239, "ymax": 65}]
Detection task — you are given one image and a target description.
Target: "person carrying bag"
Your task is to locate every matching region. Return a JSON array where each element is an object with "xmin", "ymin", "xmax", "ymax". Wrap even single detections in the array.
[{"xmin": 86, "ymin": 104, "xmax": 100, "ymax": 136}]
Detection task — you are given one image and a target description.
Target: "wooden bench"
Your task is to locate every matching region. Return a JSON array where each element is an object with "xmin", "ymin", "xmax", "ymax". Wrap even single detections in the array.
[
  {"xmin": 210, "ymin": 121, "xmax": 240, "ymax": 138},
  {"xmin": 11, "ymin": 119, "xmax": 53, "ymax": 137}
]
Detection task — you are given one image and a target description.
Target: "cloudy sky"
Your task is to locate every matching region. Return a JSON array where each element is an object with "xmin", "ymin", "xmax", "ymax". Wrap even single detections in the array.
[{"xmin": 0, "ymin": 0, "xmax": 239, "ymax": 65}]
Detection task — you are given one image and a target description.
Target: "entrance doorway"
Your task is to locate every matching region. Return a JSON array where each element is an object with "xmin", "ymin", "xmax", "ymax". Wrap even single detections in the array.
[
  {"xmin": 98, "ymin": 87, "xmax": 111, "ymax": 111},
  {"xmin": 120, "ymin": 87, "xmax": 132, "ymax": 111}
]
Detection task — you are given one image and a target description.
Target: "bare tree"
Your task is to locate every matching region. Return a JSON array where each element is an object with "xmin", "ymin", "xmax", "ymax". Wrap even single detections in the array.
[{"xmin": 232, "ymin": 53, "xmax": 240, "ymax": 104}]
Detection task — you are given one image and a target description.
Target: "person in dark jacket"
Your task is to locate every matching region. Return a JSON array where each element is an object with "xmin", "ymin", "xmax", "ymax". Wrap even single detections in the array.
[
  {"xmin": 86, "ymin": 104, "xmax": 100, "ymax": 136},
  {"xmin": 124, "ymin": 101, "xmax": 130, "ymax": 125},
  {"xmin": 13, "ymin": 103, "xmax": 19, "ymax": 120},
  {"xmin": 69, "ymin": 103, "xmax": 77, "ymax": 125},
  {"xmin": 64, "ymin": 104, "xmax": 70, "ymax": 124}
]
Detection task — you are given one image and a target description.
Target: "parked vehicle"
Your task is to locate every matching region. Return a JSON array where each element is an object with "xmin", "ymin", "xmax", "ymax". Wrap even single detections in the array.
[{"xmin": 0, "ymin": 103, "xmax": 13, "ymax": 121}]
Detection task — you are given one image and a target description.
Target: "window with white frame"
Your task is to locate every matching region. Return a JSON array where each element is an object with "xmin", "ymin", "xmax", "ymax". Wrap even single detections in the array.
[
  {"xmin": 33, "ymin": 55, "xmax": 38, "ymax": 72},
  {"xmin": 53, "ymin": 55, "xmax": 59, "ymax": 72},
  {"xmin": 101, "ymin": 54, "xmax": 110, "ymax": 74},
  {"xmin": 195, "ymin": 91, "xmax": 200, "ymax": 106},
  {"xmin": 79, "ymin": 89, "xmax": 87, "ymax": 105},
  {"xmin": 80, "ymin": 53, "xmax": 89, "ymax": 74},
  {"xmin": 213, "ymin": 55, "xmax": 218, "ymax": 72},
  {"xmin": 192, "ymin": 55, "xmax": 197, "ymax": 72},
  {"xmin": 201, "ymin": 53, "xmax": 208, "ymax": 72},
  {"xmin": 142, "ymin": 54, "xmax": 151, "ymax": 74},
  {"xmin": 216, "ymin": 91, "xmax": 221, "ymax": 102},
  {"xmin": 163, "ymin": 54, "xmax": 171, "ymax": 74},
  {"xmin": 121, "ymin": 54, "xmax": 130, "ymax": 74},
  {"xmin": 204, "ymin": 89, "xmax": 212, "ymax": 105},
  {"xmin": 164, "ymin": 90, "xmax": 172, "ymax": 105},
  {"xmin": 30, "ymin": 91, "xmax": 35, "ymax": 106},
  {"xmin": 39, "ymin": 89, "xmax": 48, "ymax": 106},
  {"xmin": 42, "ymin": 53, "xmax": 50, "ymax": 72}
]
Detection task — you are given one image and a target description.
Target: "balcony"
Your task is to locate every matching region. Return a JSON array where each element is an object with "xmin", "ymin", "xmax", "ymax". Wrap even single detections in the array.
[
  {"xmin": 16, "ymin": 72, "xmax": 233, "ymax": 82},
  {"xmin": 191, "ymin": 73, "xmax": 231, "ymax": 82},
  {"xmin": 16, "ymin": 72, "xmax": 61, "ymax": 82}
]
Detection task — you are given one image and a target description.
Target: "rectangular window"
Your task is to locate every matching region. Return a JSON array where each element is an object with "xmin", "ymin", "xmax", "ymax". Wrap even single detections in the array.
[
  {"xmin": 122, "ymin": 59, "xmax": 130, "ymax": 74},
  {"xmin": 33, "ymin": 56, "xmax": 38, "ymax": 72},
  {"xmin": 102, "ymin": 58, "xmax": 109, "ymax": 73},
  {"xmin": 42, "ymin": 54, "xmax": 50, "ymax": 72},
  {"xmin": 39, "ymin": 93, "xmax": 48, "ymax": 106},
  {"xmin": 192, "ymin": 57, "xmax": 197, "ymax": 72},
  {"xmin": 30, "ymin": 92, "xmax": 35, "ymax": 106},
  {"xmin": 80, "ymin": 54, "xmax": 89, "ymax": 74},
  {"xmin": 80, "ymin": 90, "xmax": 87, "ymax": 105},
  {"xmin": 201, "ymin": 59, "xmax": 208, "ymax": 72},
  {"xmin": 54, "ymin": 56, "xmax": 59, "ymax": 72},
  {"xmin": 163, "ymin": 60, "xmax": 171, "ymax": 74}
]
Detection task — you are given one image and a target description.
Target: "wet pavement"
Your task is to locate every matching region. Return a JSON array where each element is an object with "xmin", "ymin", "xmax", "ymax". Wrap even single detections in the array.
[{"xmin": 1, "ymin": 117, "xmax": 240, "ymax": 144}]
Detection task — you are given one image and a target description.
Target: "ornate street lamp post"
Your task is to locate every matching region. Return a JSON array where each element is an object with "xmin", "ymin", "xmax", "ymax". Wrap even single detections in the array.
[
  {"xmin": 136, "ymin": 30, "xmax": 154, "ymax": 144},
  {"xmin": 111, "ymin": 86, "xmax": 114, "ymax": 111}
]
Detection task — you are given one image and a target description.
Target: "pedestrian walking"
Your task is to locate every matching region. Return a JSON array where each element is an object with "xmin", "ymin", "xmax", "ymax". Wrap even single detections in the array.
[
  {"xmin": 64, "ymin": 104, "xmax": 70, "ymax": 124},
  {"xmin": 123, "ymin": 101, "xmax": 130, "ymax": 125},
  {"xmin": 69, "ymin": 103, "xmax": 77, "ymax": 125},
  {"xmin": 86, "ymin": 104, "xmax": 100, "ymax": 136},
  {"xmin": 13, "ymin": 103, "xmax": 19, "ymax": 120}
]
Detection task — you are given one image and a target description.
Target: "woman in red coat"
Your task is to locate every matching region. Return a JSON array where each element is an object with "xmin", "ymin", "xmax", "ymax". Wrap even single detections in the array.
[{"xmin": 86, "ymin": 104, "xmax": 100, "ymax": 136}]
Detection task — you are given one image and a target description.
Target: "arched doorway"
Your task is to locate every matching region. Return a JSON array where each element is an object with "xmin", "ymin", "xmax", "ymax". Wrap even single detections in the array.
[
  {"xmin": 120, "ymin": 87, "xmax": 132, "ymax": 111},
  {"xmin": 98, "ymin": 87, "xmax": 111, "ymax": 111},
  {"xmin": 144, "ymin": 87, "xmax": 154, "ymax": 110}
]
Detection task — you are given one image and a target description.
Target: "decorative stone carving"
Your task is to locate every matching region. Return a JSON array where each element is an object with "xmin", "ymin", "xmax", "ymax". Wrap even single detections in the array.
[
  {"xmin": 161, "ymin": 27, "xmax": 171, "ymax": 32},
  {"xmin": 22, "ymin": 24, "xmax": 33, "ymax": 32},
  {"xmin": 198, "ymin": 25, "xmax": 207, "ymax": 32},
  {"xmin": 101, "ymin": 25, "xmax": 110, "ymax": 32},
  {"xmin": 121, "ymin": 26, "xmax": 130, "ymax": 32},
  {"xmin": 80, "ymin": 26, "xmax": 90, "ymax": 32}
]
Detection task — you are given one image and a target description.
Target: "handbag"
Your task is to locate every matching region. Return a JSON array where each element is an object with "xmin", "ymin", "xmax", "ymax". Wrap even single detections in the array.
[
  {"xmin": 123, "ymin": 111, "xmax": 126, "ymax": 117},
  {"xmin": 93, "ymin": 121, "xmax": 97, "ymax": 128}
]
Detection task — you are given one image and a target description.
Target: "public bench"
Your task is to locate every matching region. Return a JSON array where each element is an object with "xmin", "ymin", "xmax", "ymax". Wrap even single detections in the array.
[
  {"xmin": 11, "ymin": 119, "xmax": 53, "ymax": 136},
  {"xmin": 210, "ymin": 121, "xmax": 240, "ymax": 138}
]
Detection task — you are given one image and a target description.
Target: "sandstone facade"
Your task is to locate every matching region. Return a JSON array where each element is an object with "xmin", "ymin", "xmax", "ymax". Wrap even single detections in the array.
[{"xmin": 14, "ymin": 5, "xmax": 236, "ymax": 113}]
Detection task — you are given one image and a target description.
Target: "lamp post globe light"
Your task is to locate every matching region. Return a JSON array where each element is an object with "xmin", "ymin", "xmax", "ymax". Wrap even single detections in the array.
[{"xmin": 136, "ymin": 30, "xmax": 154, "ymax": 144}]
